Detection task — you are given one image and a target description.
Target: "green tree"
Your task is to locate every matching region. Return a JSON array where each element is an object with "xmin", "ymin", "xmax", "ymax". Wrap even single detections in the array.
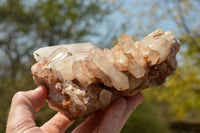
[
  {"xmin": 118, "ymin": 0, "xmax": 200, "ymax": 132},
  {"xmin": 144, "ymin": 0, "xmax": 200, "ymax": 120},
  {"xmin": 118, "ymin": 0, "xmax": 200, "ymax": 117}
]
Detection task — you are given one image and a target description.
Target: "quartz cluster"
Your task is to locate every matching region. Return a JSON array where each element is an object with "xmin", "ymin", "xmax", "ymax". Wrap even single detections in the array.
[{"xmin": 31, "ymin": 29, "xmax": 180, "ymax": 120}]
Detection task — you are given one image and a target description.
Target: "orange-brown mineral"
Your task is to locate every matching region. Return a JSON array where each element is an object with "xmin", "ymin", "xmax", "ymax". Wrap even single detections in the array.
[{"xmin": 31, "ymin": 29, "xmax": 180, "ymax": 120}]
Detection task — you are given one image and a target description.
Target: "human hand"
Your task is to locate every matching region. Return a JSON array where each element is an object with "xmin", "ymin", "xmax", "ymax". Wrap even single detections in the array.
[
  {"xmin": 72, "ymin": 92, "xmax": 143, "ymax": 133},
  {"xmin": 6, "ymin": 86, "xmax": 143, "ymax": 133}
]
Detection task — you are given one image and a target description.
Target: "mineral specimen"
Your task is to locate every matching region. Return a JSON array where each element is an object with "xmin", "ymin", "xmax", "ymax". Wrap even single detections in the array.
[{"xmin": 31, "ymin": 29, "xmax": 180, "ymax": 120}]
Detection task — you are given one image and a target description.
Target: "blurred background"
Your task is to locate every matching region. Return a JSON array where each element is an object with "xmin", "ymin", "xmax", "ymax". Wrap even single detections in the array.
[{"xmin": 0, "ymin": 0, "xmax": 200, "ymax": 132}]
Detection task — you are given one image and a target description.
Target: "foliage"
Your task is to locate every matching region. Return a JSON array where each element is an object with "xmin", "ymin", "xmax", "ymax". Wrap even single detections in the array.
[
  {"xmin": 116, "ymin": 0, "xmax": 200, "ymax": 132},
  {"xmin": 123, "ymin": 0, "xmax": 200, "ymax": 121},
  {"xmin": 121, "ymin": 99, "xmax": 171, "ymax": 133},
  {"xmin": 145, "ymin": 34, "xmax": 200, "ymax": 120}
]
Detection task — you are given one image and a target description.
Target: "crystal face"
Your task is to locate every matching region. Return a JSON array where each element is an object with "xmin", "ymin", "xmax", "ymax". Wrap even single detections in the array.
[{"xmin": 31, "ymin": 29, "xmax": 180, "ymax": 120}]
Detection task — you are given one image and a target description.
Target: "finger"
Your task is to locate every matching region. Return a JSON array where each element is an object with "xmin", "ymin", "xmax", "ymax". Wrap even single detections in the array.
[
  {"xmin": 20, "ymin": 85, "xmax": 48, "ymax": 112},
  {"xmin": 41, "ymin": 112, "xmax": 73, "ymax": 133},
  {"xmin": 72, "ymin": 110, "xmax": 106, "ymax": 133},
  {"xmin": 6, "ymin": 86, "xmax": 47, "ymax": 133},
  {"xmin": 98, "ymin": 98, "xmax": 127, "ymax": 133},
  {"xmin": 118, "ymin": 92, "xmax": 143, "ymax": 131}
]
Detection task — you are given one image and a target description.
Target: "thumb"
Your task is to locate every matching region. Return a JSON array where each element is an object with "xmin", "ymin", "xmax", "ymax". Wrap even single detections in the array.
[{"xmin": 6, "ymin": 86, "xmax": 47, "ymax": 133}]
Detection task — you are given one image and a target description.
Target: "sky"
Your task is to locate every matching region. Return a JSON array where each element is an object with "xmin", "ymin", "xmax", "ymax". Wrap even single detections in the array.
[
  {"xmin": 1, "ymin": 0, "xmax": 199, "ymax": 48},
  {"xmin": 17, "ymin": 0, "xmax": 200, "ymax": 46},
  {"xmin": 0, "ymin": 0, "xmax": 199, "ymax": 73},
  {"xmin": 91, "ymin": 0, "xmax": 200, "ymax": 49},
  {"xmin": 91, "ymin": 0, "xmax": 179, "ymax": 47}
]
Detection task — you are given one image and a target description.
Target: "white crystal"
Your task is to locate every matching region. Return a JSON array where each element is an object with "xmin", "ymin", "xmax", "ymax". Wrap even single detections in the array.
[{"xmin": 90, "ymin": 49, "xmax": 129, "ymax": 90}]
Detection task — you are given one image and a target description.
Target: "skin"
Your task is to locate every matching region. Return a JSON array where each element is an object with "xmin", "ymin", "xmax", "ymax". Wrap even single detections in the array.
[{"xmin": 6, "ymin": 86, "xmax": 143, "ymax": 133}]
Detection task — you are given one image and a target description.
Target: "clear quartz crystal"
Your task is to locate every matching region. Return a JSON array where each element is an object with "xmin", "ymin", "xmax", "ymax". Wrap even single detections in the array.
[
  {"xmin": 118, "ymin": 34, "xmax": 134, "ymax": 52},
  {"xmin": 54, "ymin": 53, "xmax": 89, "ymax": 80},
  {"xmin": 128, "ymin": 58, "xmax": 145, "ymax": 78},
  {"xmin": 72, "ymin": 59, "xmax": 96, "ymax": 87},
  {"xmin": 115, "ymin": 52, "xmax": 129, "ymax": 71},
  {"xmin": 90, "ymin": 49, "xmax": 129, "ymax": 90},
  {"xmin": 33, "ymin": 29, "xmax": 180, "ymax": 92},
  {"xmin": 48, "ymin": 48, "xmax": 69, "ymax": 62},
  {"xmin": 32, "ymin": 29, "xmax": 180, "ymax": 120},
  {"xmin": 116, "ymin": 34, "xmax": 147, "ymax": 78},
  {"xmin": 140, "ymin": 29, "xmax": 178, "ymax": 64}
]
